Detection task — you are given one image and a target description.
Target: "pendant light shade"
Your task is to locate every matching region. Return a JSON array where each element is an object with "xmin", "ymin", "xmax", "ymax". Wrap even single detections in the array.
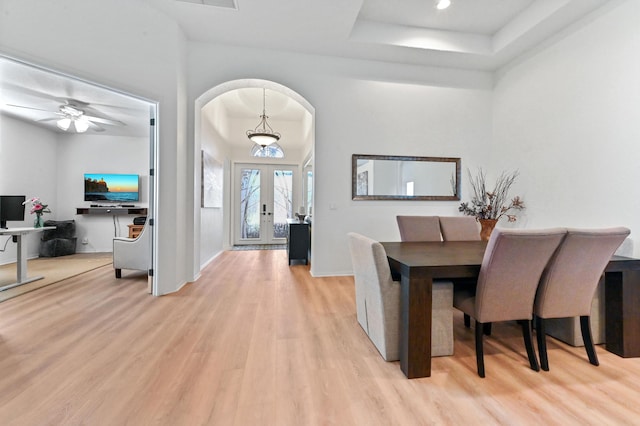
[{"xmin": 247, "ymin": 88, "xmax": 280, "ymax": 147}]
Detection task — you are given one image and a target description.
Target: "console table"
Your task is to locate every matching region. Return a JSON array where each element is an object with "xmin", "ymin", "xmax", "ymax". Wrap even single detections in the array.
[
  {"xmin": 0, "ymin": 226, "xmax": 56, "ymax": 291},
  {"xmin": 287, "ymin": 219, "xmax": 310, "ymax": 265}
]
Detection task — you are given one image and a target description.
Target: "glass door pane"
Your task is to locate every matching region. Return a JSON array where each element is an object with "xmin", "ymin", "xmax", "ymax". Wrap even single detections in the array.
[
  {"xmin": 273, "ymin": 169, "xmax": 293, "ymax": 239},
  {"xmin": 234, "ymin": 164, "xmax": 298, "ymax": 246},
  {"xmin": 239, "ymin": 168, "xmax": 261, "ymax": 239}
]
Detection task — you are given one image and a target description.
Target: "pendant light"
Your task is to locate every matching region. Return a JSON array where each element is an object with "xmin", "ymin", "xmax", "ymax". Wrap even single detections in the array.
[{"xmin": 247, "ymin": 88, "xmax": 281, "ymax": 147}]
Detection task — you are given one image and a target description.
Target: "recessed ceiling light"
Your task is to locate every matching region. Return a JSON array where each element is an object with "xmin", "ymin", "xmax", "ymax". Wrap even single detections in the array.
[{"xmin": 436, "ymin": 0, "xmax": 451, "ymax": 10}]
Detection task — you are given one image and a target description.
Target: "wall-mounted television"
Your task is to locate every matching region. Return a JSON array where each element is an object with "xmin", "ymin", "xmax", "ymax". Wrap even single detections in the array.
[{"xmin": 84, "ymin": 173, "xmax": 139, "ymax": 203}]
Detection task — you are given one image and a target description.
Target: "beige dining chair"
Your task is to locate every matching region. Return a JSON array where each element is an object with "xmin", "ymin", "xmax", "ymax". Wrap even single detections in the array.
[
  {"xmin": 453, "ymin": 227, "xmax": 566, "ymax": 377},
  {"xmin": 348, "ymin": 232, "xmax": 454, "ymax": 361},
  {"xmin": 396, "ymin": 216, "xmax": 441, "ymax": 242},
  {"xmin": 534, "ymin": 227, "xmax": 630, "ymax": 371},
  {"xmin": 439, "ymin": 216, "xmax": 481, "ymax": 241}
]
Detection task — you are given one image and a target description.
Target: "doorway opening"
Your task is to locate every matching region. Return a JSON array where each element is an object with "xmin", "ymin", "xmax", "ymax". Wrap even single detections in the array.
[
  {"xmin": 194, "ymin": 79, "xmax": 315, "ymax": 272},
  {"xmin": 0, "ymin": 54, "xmax": 158, "ymax": 296}
]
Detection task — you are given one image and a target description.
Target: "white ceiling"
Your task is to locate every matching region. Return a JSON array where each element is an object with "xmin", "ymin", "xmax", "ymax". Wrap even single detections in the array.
[
  {"xmin": 0, "ymin": 0, "xmax": 615, "ymax": 141},
  {"xmin": 153, "ymin": 0, "xmax": 612, "ymax": 70},
  {"xmin": 358, "ymin": 0, "xmax": 535, "ymax": 36},
  {"xmin": 0, "ymin": 57, "xmax": 151, "ymax": 137}
]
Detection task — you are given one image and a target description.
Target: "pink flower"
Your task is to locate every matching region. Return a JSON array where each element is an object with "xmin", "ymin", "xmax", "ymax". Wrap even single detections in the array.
[{"xmin": 24, "ymin": 197, "xmax": 51, "ymax": 215}]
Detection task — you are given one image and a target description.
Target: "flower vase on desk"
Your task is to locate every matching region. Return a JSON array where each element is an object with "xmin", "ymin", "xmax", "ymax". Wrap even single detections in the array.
[
  {"xmin": 34, "ymin": 213, "xmax": 44, "ymax": 228},
  {"xmin": 479, "ymin": 219, "xmax": 498, "ymax": 241}
]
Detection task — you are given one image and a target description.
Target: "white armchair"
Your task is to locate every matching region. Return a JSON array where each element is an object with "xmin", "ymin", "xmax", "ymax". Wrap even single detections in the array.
[{"xmin": 113, "ymin": 223, "xmax": 150, "ymax": 278}]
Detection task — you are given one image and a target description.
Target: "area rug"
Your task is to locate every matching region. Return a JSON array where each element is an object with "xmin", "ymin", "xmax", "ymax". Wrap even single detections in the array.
[{"xmin": 0, "ymin": 253, "xmax": 112, "ymax": 302}]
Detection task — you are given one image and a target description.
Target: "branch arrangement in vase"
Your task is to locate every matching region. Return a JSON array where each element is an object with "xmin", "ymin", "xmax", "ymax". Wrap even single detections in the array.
[{"xmin": 458, "ymin": 168, "xmax": 525, "ymax": 222}]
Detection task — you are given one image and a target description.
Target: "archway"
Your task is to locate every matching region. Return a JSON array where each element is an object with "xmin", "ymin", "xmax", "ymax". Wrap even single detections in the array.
[{"xmin": 192, "ymin": 79, "xmax": 316, "ymax": 277}]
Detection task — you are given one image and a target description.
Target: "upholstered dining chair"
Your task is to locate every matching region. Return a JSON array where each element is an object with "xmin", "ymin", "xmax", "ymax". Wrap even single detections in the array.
[
  {"xmin": 396, "ymin": 216, "xmax": 441, "ymax": 242},
  {"xmin": 453, "ymin": 227, "xmax": 566, "ymax": 377},
  {"xmin": 534, "ymin": 227, "xmax": 630, "ymax": 371},
  {"xmin": 439, "ymin": 216, "xmax": 481, "ymax": 241},
  {"xmin": 348, "ymin": 232, "xmax": 454, "ymax": 361},
  {"xmin": 113, "ymin": 223, "xmax": 151, "ymax": 278}
]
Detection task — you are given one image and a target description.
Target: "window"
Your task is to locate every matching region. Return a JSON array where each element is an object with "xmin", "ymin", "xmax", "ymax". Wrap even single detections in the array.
[{"xmin": 251, "ymin": 143, "xmax": 284, "ymax": 158}]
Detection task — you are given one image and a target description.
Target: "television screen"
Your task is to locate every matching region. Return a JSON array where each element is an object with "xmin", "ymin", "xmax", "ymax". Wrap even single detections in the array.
[{"xmin": 84, "ymin": 173, "xmax": 139, "ymax": 203}]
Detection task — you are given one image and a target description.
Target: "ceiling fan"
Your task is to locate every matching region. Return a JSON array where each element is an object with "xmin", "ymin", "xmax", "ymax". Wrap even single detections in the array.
[{"xmin": 5, "ymin": 99, "xmax": 126, "ymax": 133}]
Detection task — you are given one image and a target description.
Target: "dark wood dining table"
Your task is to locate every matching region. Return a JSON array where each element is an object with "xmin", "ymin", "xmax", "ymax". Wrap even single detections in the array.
[{"xmin": 381, "ymin": 240, "xmax": 640, "ymax": 379}]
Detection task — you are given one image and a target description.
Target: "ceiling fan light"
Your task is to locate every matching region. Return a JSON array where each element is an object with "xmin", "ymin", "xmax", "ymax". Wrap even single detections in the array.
[
  {"xmin": 57, "ymin": 118, "xmax": 71, "ymax": 131},
  {"xmin": 74, "ymin": 117, "xmax": 90, "ymax": 133},
  {"xmin": 436, "ymin": 0, "xmax": 451, "ymax": 10}
]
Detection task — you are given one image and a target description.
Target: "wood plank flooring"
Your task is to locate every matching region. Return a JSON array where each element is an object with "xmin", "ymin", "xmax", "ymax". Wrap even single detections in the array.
[{"xmin": 1, "ymin": 249, "xmax": 639, "ymax": 425}]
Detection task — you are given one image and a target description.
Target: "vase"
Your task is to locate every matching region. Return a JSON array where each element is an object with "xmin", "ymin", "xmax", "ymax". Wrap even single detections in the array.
[
  {"xmin": 478, "ymin": 219, "xmax": 498, "ymax": 242},
  {"xmin": 34, "ymin": 214, "xmax": 44, "ymax": 228}
]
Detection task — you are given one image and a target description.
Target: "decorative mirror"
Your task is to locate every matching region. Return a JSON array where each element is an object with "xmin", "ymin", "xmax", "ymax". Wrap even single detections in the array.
[{"xmin": 352, "ymin": 154, "xmax": 460, "ymax": 201}]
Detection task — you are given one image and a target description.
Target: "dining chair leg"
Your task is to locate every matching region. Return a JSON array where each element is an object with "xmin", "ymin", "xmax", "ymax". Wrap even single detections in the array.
[
  {"xmin": 580, "ymin": 315, "xmax": 599, "ymax": 366},
  {"xmin": 536, "ymin": 316, "xmax": 549, "ymax": 371},
  {"xmin": 464, "ymin": 313, "xmax": 470, "ymax": 328},
  {"xmin": 475, "ymin": 321, "xmax": 485, "ymax": 378},
  {"xmin": 522, "ymin": 320, "xmax": 540, "ymax": 372}
]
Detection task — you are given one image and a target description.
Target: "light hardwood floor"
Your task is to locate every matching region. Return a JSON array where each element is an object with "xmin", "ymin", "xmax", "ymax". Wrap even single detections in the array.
[{"xmin": 1, "ymin": 249, "xmax": 640, "ymax": 425}]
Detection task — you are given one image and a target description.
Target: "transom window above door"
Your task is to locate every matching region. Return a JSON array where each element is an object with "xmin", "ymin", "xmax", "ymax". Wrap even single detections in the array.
[{"xmin": 251, "ymin": 143, "xmax": 284, "ymax": 158}]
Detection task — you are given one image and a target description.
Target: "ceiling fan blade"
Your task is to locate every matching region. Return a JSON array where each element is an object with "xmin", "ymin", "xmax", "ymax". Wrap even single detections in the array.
[
  {"xmin": 84, "ymin": 115, "xmax": 125, "ymax": 126},
  {"xmin": 87, "ymin": 121, "xmax": 106, "ymax": 132},
  {"xmin": 2, "ymin": 83, "xmax": 70, "ymax": 104},
  {"xmin": 5, "ymin": 103, "xmax": 56, "ymax": 113}
]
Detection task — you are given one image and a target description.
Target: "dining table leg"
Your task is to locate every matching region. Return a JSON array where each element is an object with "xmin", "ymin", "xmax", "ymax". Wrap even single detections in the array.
[
  {"xmin": 400, "ymin": 272, "xmax": 432, "ymax": 378},
  {"xmin": 605, "ymin": 270, "xmax": 640, "ymax": 357}
]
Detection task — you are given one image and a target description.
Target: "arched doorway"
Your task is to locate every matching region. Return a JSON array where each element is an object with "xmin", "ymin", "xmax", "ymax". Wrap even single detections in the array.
[{"xmin": 192, "ymin": 79, "xmax": 315, "ymax": 276}]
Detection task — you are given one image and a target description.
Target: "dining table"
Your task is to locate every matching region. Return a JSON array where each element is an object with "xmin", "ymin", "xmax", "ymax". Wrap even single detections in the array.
[{"xmin": 381, "ymin": 240, "xmax": 640, "ymax": 379}]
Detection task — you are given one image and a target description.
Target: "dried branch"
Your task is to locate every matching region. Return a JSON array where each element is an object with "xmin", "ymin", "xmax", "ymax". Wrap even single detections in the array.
[{"xmin": 458, "ymin": 168, "xmax": 525, "ymax": 222}]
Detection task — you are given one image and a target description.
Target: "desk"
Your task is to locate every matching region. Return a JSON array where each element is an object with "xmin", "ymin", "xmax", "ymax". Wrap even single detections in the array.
[
  {"xmin": 0, "ymin": 227, "xmax": 55, "ymax": 291},
  {"xmin": 381, "ymin": 241, "xmax": 640, "ymax": 379}
]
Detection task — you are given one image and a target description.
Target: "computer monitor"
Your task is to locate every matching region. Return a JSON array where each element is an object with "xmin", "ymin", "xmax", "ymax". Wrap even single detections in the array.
[{"xmin": 0, "ymin": 195, "xmax": 26, "ymax": 229}]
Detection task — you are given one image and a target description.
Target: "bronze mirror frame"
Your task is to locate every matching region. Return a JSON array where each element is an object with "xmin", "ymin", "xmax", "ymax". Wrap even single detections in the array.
[{"xmin": 351, "ymin": 154, "xmax": 461, "ymax": 201}]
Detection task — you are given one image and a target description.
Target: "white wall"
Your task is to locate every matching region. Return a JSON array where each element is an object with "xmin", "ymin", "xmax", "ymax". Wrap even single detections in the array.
[
  {"xmin": 0, "ymin": 115, "xmax": 148, "ymax": 263},
  {"xmin": 57, "ymin": 134, "xmax": 148, "ymax": 252},
  {"xmin": 188, "ymin": 43, "xmax": 493, "ymax": 276},
  {"xmin": 0, "ymin": 116, "xmax": 57, "ymax": 264},
  {"xmin": 493, "ymin": 0, "xmax": 640, "ymax": 256},
  {"xmin": 1, "ymin": 0, "xmax": 189, "ymax": 295},
  {"xmin": 8, "ymin": 0, "xmax": 632, "ymax": 283},
  {"xmin": 199, "ymin": 113, "xmax": 229, "ymax": 267}
]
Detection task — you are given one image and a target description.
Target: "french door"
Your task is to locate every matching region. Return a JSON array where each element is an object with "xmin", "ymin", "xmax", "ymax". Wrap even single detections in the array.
[{"xmin": 234, "ymin": 164, "xmax": 296, "ymax": 245}]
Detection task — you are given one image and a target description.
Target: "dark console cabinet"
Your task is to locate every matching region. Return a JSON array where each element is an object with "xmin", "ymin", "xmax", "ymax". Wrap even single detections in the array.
[{"xmin": 287, "ymin": 219, "xmax": 310, "ymax": 265}]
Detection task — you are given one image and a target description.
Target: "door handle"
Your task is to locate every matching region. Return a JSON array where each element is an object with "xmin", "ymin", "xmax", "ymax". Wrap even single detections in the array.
[{"xmin": 262, "ymin": 204, "xmax": 266, "ymax": 216}]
